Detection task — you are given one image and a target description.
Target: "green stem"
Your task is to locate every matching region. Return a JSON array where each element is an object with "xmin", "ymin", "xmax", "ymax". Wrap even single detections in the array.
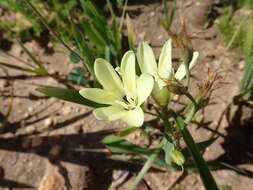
[
  {"xmin": 185, "ymin": 92, "xmax": 198, "ymax": 124},
  {"xmin": 144, "ymin": 111, "xmax": 159, "ymax": 117},
  {"xmin": 161, "ymin": 109, "xmax": 174, "ymax": 142},
  {"xmin": 130, "ymin": 149, "xmax": 160, "ymax": 190}
]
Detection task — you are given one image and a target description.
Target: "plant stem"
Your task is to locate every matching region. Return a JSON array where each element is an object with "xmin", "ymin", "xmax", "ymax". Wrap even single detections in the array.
[
  {"xmin": 130, "ymin": 149, "xmax": 160, "ymax": 190},
  {"xmin": 185, "ymin": 92, "xmax": 198, "ymax": 124}
]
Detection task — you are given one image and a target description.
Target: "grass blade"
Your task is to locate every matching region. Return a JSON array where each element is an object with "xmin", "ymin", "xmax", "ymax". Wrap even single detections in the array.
[
  {"xmin": 16, "ymin": 39, "xmax": 43, "ymax": 68},
  {"xmin": 0, "ymin": 62, "xmax": 36, "ymax": 73}
]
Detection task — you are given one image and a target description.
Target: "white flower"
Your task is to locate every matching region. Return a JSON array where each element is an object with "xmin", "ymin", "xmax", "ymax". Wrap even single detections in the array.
[
  {"xmin": 137, "ymin": 39, "xmax": 199, "ymax": 105},
  {"xmin": 79, "ymin": 51, "xmax": 154, "ymax": 127}
]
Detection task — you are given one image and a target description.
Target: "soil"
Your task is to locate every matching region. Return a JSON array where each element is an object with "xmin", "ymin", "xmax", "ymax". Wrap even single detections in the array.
[{"xmin": 1, "ymin": 1, "xmax": 253, "ymax": 190}]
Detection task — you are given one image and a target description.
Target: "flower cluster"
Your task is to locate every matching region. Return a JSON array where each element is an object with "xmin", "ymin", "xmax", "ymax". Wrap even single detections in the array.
[{"xmin": 79, "ymin": 40, "xmax": 199, "ymax": 127}]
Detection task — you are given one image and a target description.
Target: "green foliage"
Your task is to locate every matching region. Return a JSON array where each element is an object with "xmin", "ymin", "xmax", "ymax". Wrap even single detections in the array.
[
  {"xmin": 0, "ymin": 0, "xmax": 127, "ymax": 86},
  {"xmin": 162, "ymin": 0, "xmax": 177, "ymax": 30},
  {"xmin": 239, "ymin": 56, "xmax": 253, "ymax": 101},
  {"xmin": 0, "ymin": 0, "xmax": 45, "ymax": 40},
  {"xmin": 0, "ymin": 40, "xmax": 48, "ymax": 75},
  {"xmin": 238, "ymin": 0, "xmax": 253, "ymax": 9},
  {"xmin": 68, "ymin": 67, "xmax": 88, "ymax": 86},
  {"xmin": 218, "ymin": 4, "xmax": 253, "ymax": 102}
]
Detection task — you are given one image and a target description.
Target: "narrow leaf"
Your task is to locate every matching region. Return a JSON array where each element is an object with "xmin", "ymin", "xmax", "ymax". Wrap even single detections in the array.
[
  {"xmin": 103, "ymin": 135, "xmax": 151, "ymax": 155},
  {"xmin": 182, "ymin": 137, "xmax": 218, "ymax": 157},
  {"xmin": 130, "ymin": 149, "xmax": 160, "ymax": 190},
  {"xmin": 0, "ymin": 62, "xmax": 35, "ymax": 73},
  {"xmin": 37, "ymin": 87, "xmax": 104, "ymax": 108},
  {"xmin": 116, "ymin": 127, "xmax": 139, "ymax": 137},
  {"xmin": 17, "ymin": 39, "xmax": 43, "ymax": 68}
]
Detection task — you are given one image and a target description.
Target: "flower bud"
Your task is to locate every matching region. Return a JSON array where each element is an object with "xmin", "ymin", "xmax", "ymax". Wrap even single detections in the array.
[
  {"xmin": 152, "ymin": 83, "xmax": 171, "ymax": 106},
  {"xmin": 171, "ymin": 149, "xmax": 185, "ymax": 166}
]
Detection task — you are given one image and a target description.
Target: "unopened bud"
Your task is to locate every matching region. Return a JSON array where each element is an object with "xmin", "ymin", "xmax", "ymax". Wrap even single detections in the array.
[
  {"xmin": 152, "ymin": 83, "xmax": 171, "ymax": 106},
  {"xmin": 171, "ymin": 149, "xmax": 185, "ymax": 166}
]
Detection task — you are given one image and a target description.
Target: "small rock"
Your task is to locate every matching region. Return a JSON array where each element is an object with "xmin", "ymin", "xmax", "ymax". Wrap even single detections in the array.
[
  {"xmin": 28, "ymin": 107, "xmax": 34, "ymax": 113},
  {"xmin": 24, "ymin": 113, "xmax": 30, "ymax": 118},
  {"xmin": 150, "ymin": 11, "xmax": 155, "ymax": 17},
  {"xmin": 44, "ymin": 118, "xmax": 54, "ymax": 128},
  {"xmin": 25, "ymin": 126, "xmax": 36, "ymax": 134}
]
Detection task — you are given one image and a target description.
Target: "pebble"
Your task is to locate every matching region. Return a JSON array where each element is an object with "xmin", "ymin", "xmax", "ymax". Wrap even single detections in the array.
[
  {"xmin": 44, "ymin": 118, "xmax": 54, "ymax": 128},
  {"xmin": 25, "ymin": 126, "xmax": 36, "ymax": 134},
  {"xmin": 28, "ymin": 107, "xmax": 34, "ymax": 113}
]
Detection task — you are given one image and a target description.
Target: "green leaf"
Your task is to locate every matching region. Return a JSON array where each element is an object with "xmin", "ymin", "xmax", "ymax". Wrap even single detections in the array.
[
  {"xmin": 130, "ymin": 149, "xmax": 160, "ymax": 190},
  {"xmin": 239, "ymin": 56, "xmax": 253, "ymax": 100},
  {"xmin": 75, "ymin": 67, "xmax": 86, "ymax": 75},
  {"xmin": 103, "ymin": 135, "xmax": 172, "ymax": 170},
  {"xmin": 68, "ymin": 67, "xmax": 88, "ymax": 86},
  {"xmin": 17, "ymin": 39, "xmax": 44, "ymax": 68},
  {"xmin": 0, "ymin": 62, "xmax": 36, "ymax": 73},
  {"xmin": 72, "ymin": 24, "xmax": 94, "ymax": 73},
  {"xmin": 162, "ymin": 138, "xmax": 174, "ymax": 165},
  {"xmin": 208, "ymin": 162, "xmax": 247, "ymax": 175},
  {"xmin": 68, "ymin": 72, "xmax": 88, "ymax": 86},
  {"xmin": 102, "ymin": 135, "xmax": 151, "ymax": 155},
  {"xmin": 81, "ymin": 20, "xmax": 107, "ymax": 51},
  {"xmin": 69, "ymin": 52, "xmax": 80, "ymax": 64},
  {"xmin": 37, "ymin": 87, "xmax": 105, "ymax": 108},
  {"xmin": 182, "ymin": 137, "xmax": 218, "ymax": 158},
  {"xmin": 116, "ymin": 127, "xmax": 139, "ymax": 137}
]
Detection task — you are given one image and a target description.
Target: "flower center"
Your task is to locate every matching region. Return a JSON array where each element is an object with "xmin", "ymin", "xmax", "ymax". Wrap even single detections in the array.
[{"xmin": 116, "ymin": 95, "xmax": 137, "ymax": 111}]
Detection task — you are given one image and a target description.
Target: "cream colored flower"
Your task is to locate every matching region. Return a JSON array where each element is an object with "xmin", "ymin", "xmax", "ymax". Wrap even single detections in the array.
[
  {"xmin": 137, "ymin": 39, "xmax": 199, "ymax": 106},
  {"xmin": 79, "ymin": 51, "xmax": 154, "ymax": 127}
]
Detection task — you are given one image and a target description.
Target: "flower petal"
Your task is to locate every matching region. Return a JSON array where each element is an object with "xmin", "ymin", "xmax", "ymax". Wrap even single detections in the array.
[
  {"xmin": 120, "ymin": 51, "xmax": 137, "ymax": 99},
  {"xmin": 93, "ymin": 106, "xmax": 127, "ymax": 121},
  {"xmin": 137, "ymin": 73, "xmax": 154, "ymax": 105},
  {"xmin": 79, "ymin": 88, "xmax": 120, "ymax": 105},
  {"xmin": 122, "ymin": 107, "xmax": 144, "ymax": 127},
  {"xmin": 175, "ymin": 51, "xmax": 199, "ymax": 80},
  {"xmin": 137, "ymin": 42, "xmax": 157, "ymax": 77},
  {"xmin": 95, "ymin": 58, "xmax": 124, "ymax": 97},
  {"xmin": 158, "ymin": 39, "xmax": 173, "ymax": 79}
]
